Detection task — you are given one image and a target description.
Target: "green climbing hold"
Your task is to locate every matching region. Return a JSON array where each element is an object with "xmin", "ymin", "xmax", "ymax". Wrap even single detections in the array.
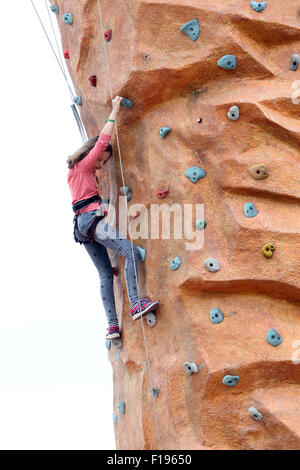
[
  {"xmin": 50, "ymin": 5, "xmax": 59, "ymax": 14},
  {"xmin": 195, "ymin": 219, "xmax": 207, "ymax": 230},
  {"xmin": 117, "ymin": 402, "xmax": 125, "ymax": 415},
  {"xmin": 180, "ymin": 19, "xmax": 200, "ymax": 41},
  {"xmin": 121, "ymin": 98, "xmax": 133, "ymax": 108},
  {"xmin": 217, "ymin": 55, "xmax": 237, "ymax": 70},
  {"xmin": 265, "ymin": 328, "xmax": 282, "ymax": 347},
  {"xmin": 185, "ymin": 167, "xmax": 206, "ymax": 183},
  {"xmin": 160, "ymin": 127, "xmax": 171, "ymax": 139},
  {"xmin": 62, "ymin": 13, "xmax": 73, "ymax": 25},
  {"xmin": 73, "ymin": 96, "xmax": 82, "ymax": 106},
  {"xmin": 105, "ymin": 340, "xmax": 111, "ymax": 350},
  {"xmin": 251, "ymin": 1, "xmax": 267, "ymax": 12},
  {"xmin": 170, "ymin": 256, "xmax": 181, "ymax": 271},
  {"xmin": 137, "ymin": 246, "xmax": 146, "ymax": 262},
  {"xmin": 222, "ymin": 375, "xmax": 240, "ymax": 387}
]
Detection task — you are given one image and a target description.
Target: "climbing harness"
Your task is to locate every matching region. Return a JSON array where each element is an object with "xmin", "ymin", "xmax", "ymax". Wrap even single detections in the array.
[{"xmin": 72, "ymin": 193, "xmax": 108, "ymax": 244}]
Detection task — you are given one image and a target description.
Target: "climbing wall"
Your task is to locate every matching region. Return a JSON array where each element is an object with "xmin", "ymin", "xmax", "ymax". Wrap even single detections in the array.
[{"xmin": 53, "ymin": 0, "xmax": 300, "ymax": 449}]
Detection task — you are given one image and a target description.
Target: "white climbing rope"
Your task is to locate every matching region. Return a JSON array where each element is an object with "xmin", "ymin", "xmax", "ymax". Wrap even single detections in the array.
[{"xmin": 96, "ymin": 0, "xmax": 161, "ymax": 449}]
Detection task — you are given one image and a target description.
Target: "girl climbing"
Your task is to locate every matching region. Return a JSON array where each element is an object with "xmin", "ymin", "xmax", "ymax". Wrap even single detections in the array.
[{"xmin": 67, "ymin": 96, "xmax": 159, "ymax": 340}]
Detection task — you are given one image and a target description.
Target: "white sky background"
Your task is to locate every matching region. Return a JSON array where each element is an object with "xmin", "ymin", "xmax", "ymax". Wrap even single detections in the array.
[{"xmin": 0, "ymin": 1, "xmax": 115, "ymax": 449}]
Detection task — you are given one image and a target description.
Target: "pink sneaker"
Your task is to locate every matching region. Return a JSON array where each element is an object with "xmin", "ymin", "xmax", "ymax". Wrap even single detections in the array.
[
  {"xmin": 130, "ymin": 298, "xmax": 159, "ymax": 321},
  {"xmin": 105, "ymin": 325, "xmax": 120, "ymax": 340}
]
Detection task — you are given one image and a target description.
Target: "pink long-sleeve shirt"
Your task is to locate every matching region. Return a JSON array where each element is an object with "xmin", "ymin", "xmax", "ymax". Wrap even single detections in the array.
[{"xmin": 67, "ymin": 132, "xmax": 111, "ymax": 214}]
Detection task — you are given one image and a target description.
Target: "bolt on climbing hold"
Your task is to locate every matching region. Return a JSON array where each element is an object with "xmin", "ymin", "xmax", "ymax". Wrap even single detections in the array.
[
  {"xmin": 227, "ymin": 105, "xmax": 240, "ymax": 121},
  {"xmin": 180, "ymin": 19, "xmax": 200, "ymax": 42},
  {"xmin": 113, "ymin": 414, "xmax": 118, "ymax": 424},
  {"xmin": 62, "ymin": 13, "xmax": 73, "ymax": 25},
  {"xmin": 265, "ymin": 328, "xmax": 282, "ymax": 347},
  {"xmin": 121, "ymin": 98, "xmax": 133, "ymax": 109},
  {"xmin": 64, "ymin": 49, "xmax": 70, "ymax": 59},
  {"xmin": 104, "ymin": 29, "xmax": 112, "ymax": 41},
  {"xmin": 160, "ymin": 127, "xmax": 171, "ymax": 139},
  {"xmin": 137, "ymin": 246, "xmax": 146, "ymax": 262},
  {"xmin": 222, "ymin": 375, "xmax": 240, "ymax": 387},
  {"xmin": 73, "ymin": 96, "xmax": 82, "ymax": 106},
  {"xmin": 151, "ymin": 388, "xmax": 159, "ymax": 398},
  {"xmin": 248, "ymin": 163, "xmax": 268, "ymax": 180},
  {"xmin": 290, "ymin": 54, "xmax": 300, "ymax": 72},
  {"xmin": 197, "ymin": 117, "xmax": 203, "ymax": 123},
  {"xmin": 244, "ymin": 202, "xmax": 258, "ymax": 218},
  {"xmin": 248, "ymin": 407, "xmax": 263, "ymax": 422},
  {"xmin": 170, "ymin": 256, "xmax": 181, "ymax": 271},
  {"xmin": 205, "ymin": 258, "xmax": 220, "ymax": 273},
  {"xmin": 157, "ymin": 189, "xmax": 169, "ymax": 199},
  {"xmin": 50, "ymin": 5, "xmax": 59, "ymax": 14},
  {"xmin": 112, "ymin": 338, "xmax": 122, "ymax": 349},
  {"xmin": 145, "ymin": 312, "xmax": 157, "ymax": 327},
  {"xmin": 184, "ymin": 362, "xmax": 198, "ymax": 375},
  {"xmin": 105, "ymin": 340, "xmax": 111, "ymax": 350},
  {"xmin": 217, "ymin": 55, "xmax": 237, "ymax": 70},
  {"xmin": 210, "ymin": 308, "xmax": 224, "ymax": 324},
  {"xmin": 251, "ymin": 1, "xmax": 267, "ymax": 12},
  {"xmin": 120, "ymin": 185, "xmax": 132, "ymax": 201},
  {"xmin": 195, "ymin": 219, "xmax": 207, "ymax": 230},
  {"xmin": 185, "ymin": 166, "xmax": 206, "ymax": 183},
  {"xmin": 117, "ymin": 402, "xmax": 125, "ymax": 415},
  {"xmin": 262, "ymin": 242, "xmax": 275, "ymax": 258},
  {"xmin": 115, "ymin": 352, "xmax": 119, "ymax": 360},
  {"xmin": 89, "ymin": 75, "xmax": 97, "ymax": 87}
]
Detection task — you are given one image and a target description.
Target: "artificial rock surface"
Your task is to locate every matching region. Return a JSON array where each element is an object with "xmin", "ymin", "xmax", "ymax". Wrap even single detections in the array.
[{"xmin": 53, "ymin": 0, "xmax": 300, "ymax": 449}]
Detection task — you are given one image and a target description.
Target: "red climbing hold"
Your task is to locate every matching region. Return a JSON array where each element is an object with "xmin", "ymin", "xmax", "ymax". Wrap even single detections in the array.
[
  {"xmin": 64, "ymin": 49, "xmax": 70, "ymax": 59},
  {"xmin": 89, "ymin": 75, "xmax": 97, "ymax": 87},
  {"xmin": 104, "ymin": 29, "xmax": 112, "ymax": 41},
  {"xmin": 157, "ymin": 189, "xmax": 169, "ymax": 199},
  {"xmin": 112, "ymin": 267, "xmax": 119, "ymax": 276}
]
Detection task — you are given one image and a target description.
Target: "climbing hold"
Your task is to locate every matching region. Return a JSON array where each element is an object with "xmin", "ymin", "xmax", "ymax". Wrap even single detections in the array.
[
  {"xmin": 251, "ymin": 1, "xmax": 267, "ymax": 13},
  {"xmin": 205, "ymin": 258, "xmax": 220, "ymax": 273},
  {"xmin": 210, "ymin": 308, "xmax": 224, "ymax": 324},
  {"xmin": 217, "ymin": 55, "xmax": 237, "ymax": 70},
  {"xmin": 248, "ymin": 163, "xmax": 268, "ymax": 180},
  {"xmin": 262, "ymin": 242, "xmax": 275, "ymax": 258},
  {"xmin": 227, "ymin": 105, "xmax": 240, "ymax": 121},
  {"xmin": 120, "ymin": 185, "xmax": 132, "ymax": 201},
  {"xmin": 180, "ymin": 19, "xmax": 200, "ymax": 42},
  {"xmin": 117, "ymin": 402, "xmax": 125, "ymax": 415},
  {"xmin": 64, "ymin": 49, "xmax": 70, "ymax": 59},
  {"xmin": 160, "ymin": 127, "xmax": 171, "ymax": 139},
  {"xmin": 222, "ymin": 375, "xmax": 240, "ymax": 387},
  {"xmin": 137, "ymin": 246, "xmax": 146, "ymax": 262},
  {"xmin": 184, "ymin": 362, "xmax": 198, "ymax": 375},
  {"xmin": 185, "ymin": 166, "xmax": 206, "ymax": 183},
  {"xmin": 170, "ymin": 256, "xmax": 181, "ymax": 271},
  {"xmin": 104, "ymin": 29, "xmax": 112, "ymax": 41},
  {"xmin": 248, "ymin": 407, "xmax": 263, "ymax": 422},
  {"xmin": 112, "ymin": 267, "xmax": 119, "ymax": 276},
  {"xmin": 73, "ymin": 96, "xmax": 82, "ymax": 106},
  {"xmin": 105, "ymin": 340, "xmax": 111, "ymax": 350},
  {"xmin": 290, "ymin": 54, "xmax": 300, "ymax": 72},
  {"xmin": 89, "ymin": 75, "xmax": 97, "ymax": 87},
  {"xmin": 62, "ymin": 13, "xmax": 73, "ymax": 25},
  {"xmin": 121, "ymin": 98, "xmax": 133, "ymax": 108},
  {"xmin": 244, "ymin": 202, "xmax": 258, "ymax": 218},
  {"xmin": 145, "ymin": 312, "xmax": 157, "ymax": 327},
  {"xmin": 197, "ymin": 117, "xmax": 203, "ymax": 123},
  {"xmin": 265, "ymin": 328, "xmax": 282, "ymax": 347},
  {"xmin": 50, "ymin": 5, "xmax": 59, "ymax": 14},
  {"xmin": 151, "ymin": 388, "xmax": 159, "ymax": 398},
  {"xmin": 157, "ymin": 189, "xmax": 169, "ymax": 199},
  {"xmin": 115, "ymin": 353, "xmax": 119, "ymax": 360},
  {"xmin": 113, "ymin": 414, "xmax": 118, "ymax": 423},
  {"xmin": 195, "ymin": 219, "xmax": 207, "ymax": 230},
  {"xmin": 112, "ymin": 338, "xmax": 122, "ymax": 349}
]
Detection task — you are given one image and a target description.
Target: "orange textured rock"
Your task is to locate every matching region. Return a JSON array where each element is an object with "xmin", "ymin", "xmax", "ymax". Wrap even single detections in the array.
[{"xmin": 53, "ymin": 0, "xmax": 300, "ymax": 449}]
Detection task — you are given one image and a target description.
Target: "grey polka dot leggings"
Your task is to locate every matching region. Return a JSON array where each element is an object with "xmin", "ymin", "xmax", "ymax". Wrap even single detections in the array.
[{"xmin": 77, "ymin": 211, "xmax": 140, "ymax": 327}]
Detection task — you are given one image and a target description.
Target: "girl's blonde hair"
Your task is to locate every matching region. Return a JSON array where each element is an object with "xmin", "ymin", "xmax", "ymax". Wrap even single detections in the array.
[{"xmin": 67, "ymin": 136, "xmax": 112, "ymax": 169}]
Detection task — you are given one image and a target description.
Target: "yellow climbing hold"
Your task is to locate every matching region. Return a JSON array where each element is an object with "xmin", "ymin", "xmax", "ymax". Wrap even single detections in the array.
[{"xmin": 262, "ymin": 243, "xmax": 275, "ymax": 258}]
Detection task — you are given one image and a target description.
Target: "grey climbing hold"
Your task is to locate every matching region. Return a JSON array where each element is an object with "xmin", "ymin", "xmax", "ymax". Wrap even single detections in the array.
[
  {"xmin": 217, "ymin": 55, "xmax": 237, "ymax": 70},
  {"xmin": 120, "ymin": 185, "xmax": 132, "ymax": 201},
  {"xmin": 185, "ymin": 166, "xmax": 206, "ymax": 183},
  {"xmin": 73, "ymin": 96, "xmax": 82, "ymax": 106},
  {"xmin": 62, "ymin": 13, "xmax": 73, "ymax": 25},
  {"xmin": 145, "ymin": 312, "xmax": 157, "ymax": 327},
  {"xmin": 244, "ymin": 202, "xmax": 258, "ymax": 218},
  {"xmin": 222, "ymin": 375, "xmax": 240, "ymax": 387},
  {"xmin": 210, "ymin": 308, "xmax": 224, "ymax": 324},
  {"xmin": 113, "ymin": 413, "xmax": 118, "ymax": 423},
  {"xmin": 50, "ymin": 5, "xmax": 59, "ymax": 14},
  {"xmin": 121, "ymin": 98, "xmax": 133, "ymax": 108},
  {"xmin": 195, "ymin": 219, "xmax": 207, "ymax": 230},
  {"xmin": 290, "ymin": 54, "xmax": 300, "ymax": 72},
  {"xmin": 180, "ymin": 19, "xmax": 200, "ymax": 42},
  {"xmin": 112, "ymin": 338, "xmax": 122, "ymax": 349},
  {"xmin": 249, "ymin": 163, "xmax": 269, "ymax": 180},
  {"xmin": 117, "ymin": 402, "xmax": 125, "ymax": 415},
  {"xmin": 160, "ymin": 127, "xmax": 171, "ymax": 139},
  {"xmin": 137, "ymin": 246, "xmax": 146, "ymax": 262},
  {"xmin": 205, "ymin": 258, "xmax": 220, "ymax": 273},
  {"xmin": 227, "ymin": 105, "xmax": 240, "ymax": 121},
  {"xmin": 184, "ymin": 362, "xmax": 198, "ymax": 375},
  {"xmin": 151, "ymin": 388, "xmax": 159, "ymax": 398},
  {"xmin": 251, "ymin": 1, "xmax": 267, "ymax": 12},
  {"xmin": 265, "ymin": 328, "xmax": 282, "ymax": 347},
  {"xmin": 248, "ymin": 406, "xmax": 263, "ymax": 422},
  {"xmin": 170, "ymin": 256, "xmax": 181, "ymax": 271},
  {"xmin": 105, "ymin": 340, "xmax": 111, "ymax": 350}
]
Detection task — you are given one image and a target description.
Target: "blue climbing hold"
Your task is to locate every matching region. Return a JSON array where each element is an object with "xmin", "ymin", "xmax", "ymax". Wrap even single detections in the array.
[
  {"xmin": 170, "ymin": 256, "xmax": 181, "ymax": 271},
  {"xmin": 117, "ymin": 402, "xmax": 125, "ymax": 415},
  {"xmin": 185, "ymin": 167, "xmax": 206, "ymax": 183},
  {"xmin": 121, "ymin": 98, "xmax": 133, "ymax": 108},
  {"xmin": 205, "ymin": 258, "xmax": 220, "ymax": 273},
  {"xmin": 227, "ymin": 105, "xmax": 240, "ymax": 121},
  {"xmin": 180, "ymin": 19, "xmax": 200, "ymax": 41},
  {"xmin": 62, "ymin": 13, "xmax": 73, "ymax": 25},
  {"xmin": 115, "ymin": 353, "xmax": 119, "ymax": 360},
  {"xmin": 105, "ymin": 340, "xmax": 111, "ymax": 350},
  {"xmin": 265, "ymin": 329, "xmax": 282, "ymax": 347},
  {"xmin": 251, "ymin": 1, "xmax": 267, "ymax": 12},
  {"xmin": 210, "ymin": 308, "xmax": 224, "ymax": 324},
  {"xmin": 113, "ymin": 414, "xmax": 118, "ymax": 423},
  {"xmin": 137, "ymin": 246, "xmax": 146, "ymax": 262},
  {"xmin": 195, "ymin": 219, "xmax": 207, "ymax": 230},
  {"xmin": 151, "ymin": 388, "xmax": 159, "ymax": 398},
  {"xmin": 160, "ymin": 127, "xmax": 171, "ymax": 139},
  {"xmin": 222, "ymin": 375, "xmax": 240, "ymax": 387},
  {"xmin": 290, "ymin": 54, "xmax": 300, "ymax": 72},
  {"xmin": 50, "ymin": 5, "xmax": 59, "ymax": 14},
  {"xmin": 244, "ymin": 202, "xmax": 258, "ymax": 218},
  {"xmin": 73, "ymin": 96, "xmax": 82, "ymax": 106},
  {"xmin": 217, "ymin": 55, "xmax": 237, "ymax": 70}
]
